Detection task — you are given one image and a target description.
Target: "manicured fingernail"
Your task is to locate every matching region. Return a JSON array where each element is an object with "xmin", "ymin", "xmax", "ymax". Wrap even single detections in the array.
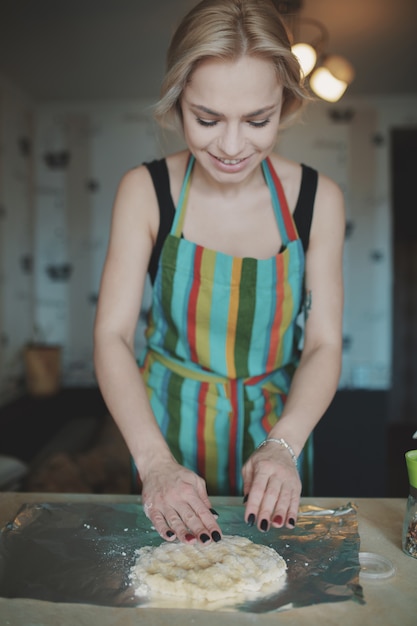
[
  {"xmin": 273, "ymin": 515, "xmax": 283, "ymax": 525},
  {"xmin": 243, "ymin": 494, "xmax": 248, "ymax": 504},
  {"xmin": 211, "ymin": 531, "xmax": 221, "ymax": 542},
  {"xmin": 200, "ymin": 533, "xmax": 210, "ymax": 543},
  {"xmin": 260, "ymin": 518, "xmax": 269, "ymax": 532},
  {"xmin": 209, "ymin": 508, "xmax": 219, "ymax": 517},
  {"xmin": 166, "ymin": 530, "xmax": 175, "ymax": 538},
  {"xmin": 288, "ymin": 518, "xmax": 296, "ymax": 528},
  {"xmin": 247, "ymin": 513, "xmax": 256, "ymax": 527},
  {"xmin": 185, "ymin": 533, "xmax": 195, "ymax": 542}
]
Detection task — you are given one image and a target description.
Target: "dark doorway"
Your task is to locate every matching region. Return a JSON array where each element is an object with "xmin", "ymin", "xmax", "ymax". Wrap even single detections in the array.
[
  {"xmin": 390, "ymin": 127, "xmax": 417, "ymax": 424},
  {"xmin": 388, "ymin": 127, "xmax": 417, "ymax": 495}
]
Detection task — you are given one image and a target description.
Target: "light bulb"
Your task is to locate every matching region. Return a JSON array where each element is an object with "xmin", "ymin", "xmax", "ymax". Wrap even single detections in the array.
[
  {"xmin": 291, "ymin": 42, "xmax": 317, "ymax": 77},
  {"xmin": 309, "ymin": 66, "xmax": 348, "ymax": 102},
  {"xmin": 324, "ymin": 55, "xmax": 355, "ymax": 84}
]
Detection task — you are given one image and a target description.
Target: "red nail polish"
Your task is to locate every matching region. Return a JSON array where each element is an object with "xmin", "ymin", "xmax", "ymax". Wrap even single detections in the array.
[
  {"xmin": 273, "ymin": 515, "xmax": 283, "ymax": 525},
  {"xmin": 185, "ymin": 533, "xmax": 195, "ymax": 542}
]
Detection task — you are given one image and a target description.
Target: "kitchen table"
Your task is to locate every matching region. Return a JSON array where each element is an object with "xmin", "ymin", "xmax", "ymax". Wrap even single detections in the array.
[{"xmin": 0, "ymin": 493, "xmax": 415, "ymax": 625}]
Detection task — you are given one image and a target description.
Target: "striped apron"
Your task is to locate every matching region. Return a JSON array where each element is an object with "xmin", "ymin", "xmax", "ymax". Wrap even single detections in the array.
[{"xmin": 139, "ymin": 155, "xmax": 306, "ymax": 495}]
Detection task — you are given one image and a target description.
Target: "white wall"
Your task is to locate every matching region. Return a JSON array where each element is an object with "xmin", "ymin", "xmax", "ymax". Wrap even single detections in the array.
[
  {"xmin": 293, "ymin": 95, "xmax": 417, "ymax": 389},
  {"xmin": 0, "ymin": 76, "xmax": 416, "ymax": 401},
  {"xmin": 31, "ymin": 100, "xmax": 161, "ymax": 386},
  {"xmin": 279, "ymin": 97, "xmax": 405, "ymax": 390},
  {"xmin": 0, "ymin": 75, "xmax": 35, "ymax": 402}
]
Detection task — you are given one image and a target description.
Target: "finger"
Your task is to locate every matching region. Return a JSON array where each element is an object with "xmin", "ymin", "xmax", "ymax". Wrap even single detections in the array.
[
  {"xmin": 271, "ymin": 482, "xmax": 301, "ymax": 529},
  {"xmin": 167, "ymin": 502, "xmax": 221, "ymax": 544},
  {"xmin": 172, "ymin": 492, "xmax": 222, "ymax": 543},
  {"xmin": 148, "ymin": 508, "xmax": 178, "ymax": 541},
  {"xmin": 194, "ymin": 480, "xmax": 221, "ymax": 520},
  {"xmin": 243, "ymin": 470, "xmax": 269, "ymax": 527},
  {"xmin": 256, "ymin": 477, "xmax": 284, "ymax": 532},
  {"xmin": 269, "ymin": 485, "xmax": 292, "ymax": 529},
  {"xmin": 187, "ymin": 498, "xmax": 223, "ymax": 542},
  {"xmin": 241, "ymin": 459, "xmax": 254, "ymax": 504},
  {"xmin": 186, "ymin": 477, "xmax": 223, "ymax": 541},
  {"xmin": 161, "ymin": 504, "xmax": 199, "ymax": 543},
  {"xmin": 195, "ymin": 477, "xmax": 214, "ymax": 510},
  {"xmin": 142, "ymin": 473, "xmax": 221, "ymax": 543},
  {"xmin": 285, "ymin": 490, "xmax": 301, "ymax": 529}
]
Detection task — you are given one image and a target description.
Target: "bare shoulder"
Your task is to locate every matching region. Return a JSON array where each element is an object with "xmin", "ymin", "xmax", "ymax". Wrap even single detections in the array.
[
  {"xmin": 115, "ymin": 163, "xmax": 156, "ymax": 207},
  {"xmin": 110, "ymin": 162, "xmax": 161, "ymax": 244},
  {"xmin": 270, "ymin": 152, "xmax": 344, "ymax": 208},
  {"xmin": 314, "ymin": 172, "xmax": 345, "ymax": 226},
  {"xmin": 309, "ymin": 172, "xmax": 345, "ymax": 251},
  {"xmin": 269, "ymin": 152, "xmax": 345, "ymax": 243},
  {"xmin": 316, "ymin": 172, "xmax": 344, "ymax": 204}
]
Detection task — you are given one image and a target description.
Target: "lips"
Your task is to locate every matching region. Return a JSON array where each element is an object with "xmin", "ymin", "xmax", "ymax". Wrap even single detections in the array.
[
  {"xmin": 217, "ymin": 157, "xmax": 244, "ymax": 165},
  {"xmin": 215, "ymin": 156, "xmax": 246, "ymax": 165},
  {"xmin": 208, "ymin": 153, "xmax": 252, "ymax": 173}
]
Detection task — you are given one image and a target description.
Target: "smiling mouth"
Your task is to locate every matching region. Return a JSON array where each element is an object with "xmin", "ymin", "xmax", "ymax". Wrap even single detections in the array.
[{"xmin": 215, "ymin": 156, "xmax": 247, "ymax": 165}]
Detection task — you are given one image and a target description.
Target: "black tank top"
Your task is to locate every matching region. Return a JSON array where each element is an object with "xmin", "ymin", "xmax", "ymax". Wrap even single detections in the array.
[{"xmin": 146, "ymin": 158, "xmax": 318, "ymax": 285}]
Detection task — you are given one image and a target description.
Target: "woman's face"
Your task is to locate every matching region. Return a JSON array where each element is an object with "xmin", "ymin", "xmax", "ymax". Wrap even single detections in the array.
[{"xmin": 180, "ymin": 55, "xmax": 283, "ymax": 185}]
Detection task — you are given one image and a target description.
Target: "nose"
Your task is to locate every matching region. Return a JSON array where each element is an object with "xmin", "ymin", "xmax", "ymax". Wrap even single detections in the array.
[{"xmin": 218, "ymin": 122, "xmax": 245, "ymax": 157}]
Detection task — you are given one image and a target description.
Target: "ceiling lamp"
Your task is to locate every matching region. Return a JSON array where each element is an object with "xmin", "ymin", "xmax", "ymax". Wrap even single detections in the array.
[
  {"xmin": 277, "ymin": 0, "xmax": 355, "ymax": 102},
  {"xmin": 309, "ymin": 55, "xmax": 355, "ymax": 102},
  {"xmin": 291, "ymin": 42, "xmax": 317, "ymax": 77}
]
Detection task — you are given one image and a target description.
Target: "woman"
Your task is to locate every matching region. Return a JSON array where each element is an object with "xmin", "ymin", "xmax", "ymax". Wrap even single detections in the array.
[{"xmin": 94, "ymin": 0, "xmax": 345, "ymax": 545}]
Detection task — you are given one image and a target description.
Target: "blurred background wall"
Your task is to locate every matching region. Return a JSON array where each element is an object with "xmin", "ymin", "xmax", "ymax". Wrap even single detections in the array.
[{"xmin": 1, "ymin": 78, "xmax": 416, "ymax": 403}]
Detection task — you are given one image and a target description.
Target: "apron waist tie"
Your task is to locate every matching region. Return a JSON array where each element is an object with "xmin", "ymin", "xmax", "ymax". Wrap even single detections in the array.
[{"xmin": 146, "ymin": 349, "xmax": 285, "ymax": 389}]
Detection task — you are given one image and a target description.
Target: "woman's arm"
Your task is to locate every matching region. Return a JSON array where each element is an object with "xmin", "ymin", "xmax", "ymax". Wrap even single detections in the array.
[
  {"xmin": 242, "ymin": 172, "xmax": 345, "ymax": 531},
  {"xmin": 93, "ymin": 165, "xmax": 221, "ymax": 543},
  {"xmin": 94, "ymin": 166, "xmax": 170, "ymax": 470}
]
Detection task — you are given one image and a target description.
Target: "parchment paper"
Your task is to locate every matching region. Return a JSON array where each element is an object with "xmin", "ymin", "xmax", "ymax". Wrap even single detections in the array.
[{"xmin": 0, "ymin": 501, "xmax": 364, "ymax": 613}]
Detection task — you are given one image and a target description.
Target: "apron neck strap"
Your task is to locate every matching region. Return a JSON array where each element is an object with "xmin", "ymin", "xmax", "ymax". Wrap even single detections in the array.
[
  {"xmin": 262, "ymin": 157, "xmax": 298, "ymax": 245},
  {"xmin": 172, "ymin": 154, "xmax": 297, "ymax": 245},
  {"xmin": 171, "ymin": 154, "xmax": 195, "ymax": 237}
]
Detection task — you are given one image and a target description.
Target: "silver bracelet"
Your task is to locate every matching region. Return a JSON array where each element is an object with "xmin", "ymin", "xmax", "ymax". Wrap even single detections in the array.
[{"xmin": 256, "ymin": 437, "xmax": 298, "ymax": 466}]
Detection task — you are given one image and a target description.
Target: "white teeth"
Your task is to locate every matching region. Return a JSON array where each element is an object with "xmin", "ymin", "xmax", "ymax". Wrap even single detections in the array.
[{"xmin": 219, "ymin": 158, "xmax": 241, "ymax": 165}]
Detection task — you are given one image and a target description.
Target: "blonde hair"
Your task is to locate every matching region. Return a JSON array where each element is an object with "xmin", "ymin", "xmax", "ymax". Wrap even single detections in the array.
[{"xmin": 153, "ymin": 0, "xmax": 309, "ymax": 130}]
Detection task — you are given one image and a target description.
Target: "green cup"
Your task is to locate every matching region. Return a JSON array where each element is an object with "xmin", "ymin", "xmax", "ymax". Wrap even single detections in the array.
[{"xmin": 405, "ymin": 450, "xmax": 417, "ymax": 489}]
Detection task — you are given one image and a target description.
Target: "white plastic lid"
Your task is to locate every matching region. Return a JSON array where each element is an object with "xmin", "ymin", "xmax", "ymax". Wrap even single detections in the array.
[{"xmin": 359, "ymin": 552, "xmax": 395, "ymax": 580}]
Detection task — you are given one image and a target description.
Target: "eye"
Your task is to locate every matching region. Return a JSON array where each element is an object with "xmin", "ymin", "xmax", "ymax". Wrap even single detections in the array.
[
  {"xmin": 248, "ymin": 119, "xmax": 271, "ymax": 128},
  {"xmin": 196, "ymin": 117, "xmax": 218, "ymax": 127}
]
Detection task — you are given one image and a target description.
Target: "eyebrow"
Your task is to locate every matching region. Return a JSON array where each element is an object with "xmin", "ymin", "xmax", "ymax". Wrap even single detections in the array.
[{"xmin": 189, "ymin": 104, "xmax": 278, "ymax": 117}]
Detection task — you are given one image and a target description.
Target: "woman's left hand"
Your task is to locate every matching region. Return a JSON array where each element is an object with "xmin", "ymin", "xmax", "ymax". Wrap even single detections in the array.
[{"xmin": 241, "ymin": 444, "xmax": 301, "ymax": 532}]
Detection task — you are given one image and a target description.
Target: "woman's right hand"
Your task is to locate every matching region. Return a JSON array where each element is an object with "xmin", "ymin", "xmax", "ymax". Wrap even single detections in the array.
[{"xmin": 140, "ymin": 458, "xmax": 222, "ymax": 544}]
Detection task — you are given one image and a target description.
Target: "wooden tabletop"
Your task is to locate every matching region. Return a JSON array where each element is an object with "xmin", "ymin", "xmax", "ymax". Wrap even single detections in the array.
[{"xmin": 0, "ymin": 493, "xmax": 415, "ymax": 626}]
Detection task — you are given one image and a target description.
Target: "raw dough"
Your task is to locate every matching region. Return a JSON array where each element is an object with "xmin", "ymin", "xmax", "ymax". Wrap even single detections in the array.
[{"xmin": 130, "ymin": 534, "xmax": 287, "ymax": 608}]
